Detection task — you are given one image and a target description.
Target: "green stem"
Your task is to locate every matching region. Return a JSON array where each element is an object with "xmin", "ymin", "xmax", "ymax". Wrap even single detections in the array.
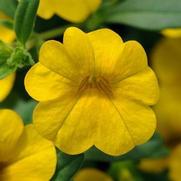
[{"xmin": 38, "ymin": 25, "xmax": 73, "ymax": 40}]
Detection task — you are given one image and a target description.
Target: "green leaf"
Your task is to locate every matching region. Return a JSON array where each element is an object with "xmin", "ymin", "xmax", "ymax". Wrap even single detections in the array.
[
  {"xmin": 0, "ymin": 41, "xmax": 13, "ymax": 65},
  {"xmin": 6, "ymin": 44, "xmax": 35, "ymax": 69},
  {"xmin": 52, "ymin": 151, "xmax": 84, "ymax": 181},
  {"xmin": 14, "ymin": 99, "xmax": 37, "ymax": 124},
  {"xmin": 0, "ymin": 92, "xmax": 37, "ymax": 124},
  {"xmin": 105, "ymin": 0, "xmax": 181, "ymax": 30},
  {"xmin": 109, "ymin": 161, "xmax": 143, "ymax": 181},
  {"xmin": 0, "ymin": 41, "xmax": 17, "ymax": 79},
  {"xmin": 0, "ymin": 0, "xmax": 17, "ymax": 18},
  {"xmin": 0, "ymin": 19, "xmax": 13, "ymax": 30},
  {"xmin": 85, "ymin": 134, "xmax": 170, "ymax": 162},
  {"xmin": 0, "ymin": 63, "xmax": 16, "ymax": 79},
  {"xmin": 14, "ymin": 0, "xmax": 39, "ymax": 44}
]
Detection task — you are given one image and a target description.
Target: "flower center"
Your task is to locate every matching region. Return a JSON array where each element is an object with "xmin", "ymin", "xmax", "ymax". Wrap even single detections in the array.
[
  {"xmin": 78, "ymin": 76, "xmax": 113, "ymax": 96},
  {"xmin": 0, "ymin": 162, "xmax": 7, "ymax": 170}
]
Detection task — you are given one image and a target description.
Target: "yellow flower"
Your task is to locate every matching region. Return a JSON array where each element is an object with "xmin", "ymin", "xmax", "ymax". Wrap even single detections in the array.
[
  {"xmin": 0, "ymin": 109, "xmax": 56, "ymax": 181},
  {"xmin": 25, "ymin": 27, "xmax": 159, "ymax": 156},
  {"xmin": 138, "ymin": 145, "xmax": 181, "ymax": 181},
  {"xmin": 0, "ymin": 12, "xmax": 16, "ymax": 102},
  {"xmin": 0, "ymin": 12, "xmax": 15, "ymax": 43},
  {"xmin": 169, "ymin": 144, "xmax": 181, "ymax": 181},
  {"xmin": 139, "ymin": 158, "xmax": 168, "ymax": 173},
  {"xmin": 162, "ymin": 28, "xmax": 181, "ymax": 38},
  {"xmin": 142, "ymin": 33, "xmax": 181, "ymax": 179},
  {"xmin": 0, "ymin": 73, "xmax": 15, "ymax": 102},
  {"xmin": 73, "ymin": 168, "xmax": 112, "ymax": 181},
  {"xmin": 37, "ymin": 0, "xmax": 102, "ymax": 23},
  {"xmin": 151, "ymin": 38, "xmax": 181, "ymax": 141}
]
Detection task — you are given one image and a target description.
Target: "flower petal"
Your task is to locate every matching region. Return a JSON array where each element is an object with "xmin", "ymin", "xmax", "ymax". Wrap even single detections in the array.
[
  {"xmin": 38, "ymin": 0, "xmax": 101, "ymax": 22},
  {"xmin": 162, "ymin": 28, "xmax": 181, "ymax": 38},
  {"xmin": 155, "ymin": 86, "xmax": 181, "ymax": 141},
  {"xmin": 74, "ymin": 168, "xmax": 113, "ymax": 181},
  {"xmin": 0, "ymin": 109, "xmax": 23, "ymax": 162},
  {"xmin": 34, "ymin": 93, "xmax": 95, "ymax": 154},
  {"xmin": 0, "ymin": 26, "xmax": 15, "ymax": 43},
  {"xmin": 0, "ymin": 73, "xmax": 15, "ymax": 102},
  {"xmin": 33, "ymin": 90, "xmax": 134, "ymax": 156},
  {"xmin": 111, "ymin": 41, "xmax": 148, "ymax": 82},
  {"xmin": 25, "ymin": 63, "xmax": 75, "ymax": 101},
  {"xmin": 112, "ymin": 97, "xmax": 156, "ymax": 145},
  {"xmin": 85, "ymin": 0, "xmax": 102, "ymax": 12},
  {"xmin": 63, "ymin": 27, "xmax": 95, "ymax": 77},
  {"xmin": 55, "ymin": 0, "xmax": 101, "ymax": 23},
  {"xmin": 169, "ymin": 144, "xmax": 181, "ymax": 181},
  {"xmin": 37, "ymin": 0, "xmax": 55, "ymax": 19},
  {"xmin": 39, "ymin": 40, "xmax": 75, "ymax": 80},
  {"xmin": 39, "ymin": 39, "xmax": 89, "ymax": 82},
  {"xmin": 151, "ymin": 38, "xmax": 181, "ymax": 84},
  {"xmin": 139, "ymin": 158, "xmax": 168, "ymax": 173},
  {"xmin": 33, "ymin": 93, "xmax": 78, "ymax": 141},
  {"xmin": 112, "ymin": 68, "xmax": 159, "ymax": 105},
  {"xmin": 0, "ymin": 12, "xmax": 15, "ymax": 43},
  {"xmin": 0, "ymin": 125, "xmax": 56, "ymax": 181},
  {"xmin": 87, "ymin": 28, "xmax": 123, "ymax": 76}
]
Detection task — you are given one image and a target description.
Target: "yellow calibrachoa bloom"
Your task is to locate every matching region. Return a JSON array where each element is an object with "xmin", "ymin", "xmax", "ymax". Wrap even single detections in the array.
[
  {"xmin": 139, "ymin": 158, "xmax": 168, "ymax": 173},
  {"xmin": 139, "ymin": 32, "xmax": 181, "ymax": 178},
  {"xmin": 0, "ymin": 109, "xmax": 56, "ymax": 181},
  {"xmin": 25, "ymin": 27, "xmax": 159, "ymax": 156},
  {"xmin": 74, "ymin": 168, "xmax": 113, "ymax": 181},
  {"xmin": 0, "ymin": 12, "xmax": 15, "ymax": 43},
  {"xmin": 169, "ymin": 144, "xmax": 181, "ymax": 181},
  {"xmin": 139, "ymin": 145, "xmax": 181, "ymax": 181},
  {"xmin": 0, "ymin": 73, "xmax": 15, "ymax": 102},
  {"xmin": 38, "ymin": 0, "xmax": 102, "ymax": 22},
  {"xmin": 0, "ymin": 12, "xmax": 16, "ymax": 102},
  {"xmin": 162, "ymin": 28, "xmax": 181, "ymax": 38},
  {"xmin": 151, "ymin": 37, "xmax": 181, "ymax": 141}
]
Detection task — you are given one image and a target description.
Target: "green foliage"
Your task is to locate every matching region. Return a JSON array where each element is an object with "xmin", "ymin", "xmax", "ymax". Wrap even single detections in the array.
[
  {"xmin": 109, "ymin": 161, "xmax": 143, "ymax": 181},
  {"xmin": 52, "ymin": 151, "xmax": 84, "ymax": 181},
  {"xmin": 0, "ymin": 42, "xmax": 34, "ymax": 79},
  {"xmin": 105, "ymin": 0, "xmax": 181, "ymax": 30},
  {"xmin": 0, "ymin": 41, "xmax": 15, "ymax": 79},
  {"xmin": 14, "ymin": 0, "xmax": 39, "ymax": 45},
  {"xmin": 0, "ymin": 19, "xmax": 13, "ymax": 30},
  {"xmin": 0, "ymin": 92, "xmax": 37, "ymax": 124},
  {"xmin": 7, "ymin": 44, "xmax": 34, "ymax": 67},
  {"xmin": 0, "ymin": 63, "xmax": 16, "ymax": 79},
  {"xmin": 85, "ymin": 134, "xmax": 170, "ymax": 162},
  {"xmin": 0, "ymin": 41, "xmax": 13, "ymax": 65},
  {"xmin": 0, "ymin": 0, "xmax": 179, "ymax": 180},
  {"xmin": 0, "ymin": 0, "xmax": 17, "ymax": 18}
]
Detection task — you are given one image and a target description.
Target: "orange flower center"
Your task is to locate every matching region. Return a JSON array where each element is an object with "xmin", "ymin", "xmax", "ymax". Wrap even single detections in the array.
[{"xmin": 78, "ymin": 76, "xmax": 113, "ymax": 96}]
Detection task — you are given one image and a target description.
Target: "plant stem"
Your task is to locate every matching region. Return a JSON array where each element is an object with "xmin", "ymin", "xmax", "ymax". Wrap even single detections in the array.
[{"xmin": 38, "ymin": 25, "xmax": 73, "ymax": 40}]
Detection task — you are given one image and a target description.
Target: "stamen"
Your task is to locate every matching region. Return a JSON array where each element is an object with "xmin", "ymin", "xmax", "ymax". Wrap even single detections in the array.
[
  {"xmin": 96, "ymin": 77, "xmax": 113, "ymax": 97},
  {"xmin": 78, "ymin": 76, "xmax": 113, "ymax": 96}
]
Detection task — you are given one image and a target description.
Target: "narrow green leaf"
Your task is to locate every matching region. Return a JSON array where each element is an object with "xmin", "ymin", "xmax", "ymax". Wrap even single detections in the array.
[
  {"xmin": 0, "ymin": 0, "xmax": 17, "ymax": 18},
  {"xmin": 14, "ymin": 0, "xmax": 39, "ymax": 44},
  {"xmin": 0, "ymin": 19, "xmax": 13, "ymax": 30},
  {"xmin": 106, "ymin": 0, "xmax": 181, "ymax": 30},
  {"xmin": 52, "ymin": 151, "xmax": 84, "ymax": 181}
]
